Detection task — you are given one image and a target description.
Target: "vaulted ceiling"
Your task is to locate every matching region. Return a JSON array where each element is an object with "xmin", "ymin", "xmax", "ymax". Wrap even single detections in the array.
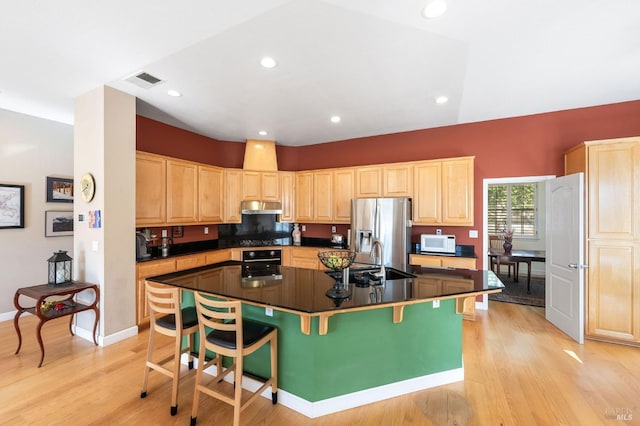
[{"xmin": 1, "ymin": 0, "xmax": 639, "ymax": 146}]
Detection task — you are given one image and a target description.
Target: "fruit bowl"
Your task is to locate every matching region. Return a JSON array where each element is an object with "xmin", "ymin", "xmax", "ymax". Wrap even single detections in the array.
[{"xmin": 318, "ymin": 251, "xmax": 356, "ymax": 271}]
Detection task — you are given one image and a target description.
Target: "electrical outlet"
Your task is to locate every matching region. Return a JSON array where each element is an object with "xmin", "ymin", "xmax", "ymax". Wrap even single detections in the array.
[
  {"xmin": 469, "ymin": 230, "xmax": 478, "ymax": 238},
  {"xmin": 204, "ymin": 226, "xmax": 209, "ymax": 234},
  {"xmin": 331, "ymin": 226, "xmax": 336, "ymax": 233},
  {"xmin": 265, "ymin": 307, "xmax": 273, "ymax": 317},
  {"xmin": 433, "ymin": 300, "xmax": 440, "ymax": 308},
  {"xmin": 162, "ymin": 229, "xmax": 168, "ymax": 238},
  {"xmin": 436, "ymin": 229, "xmax": 442, "ymax": 235},
  {"xmin": 301, "ymin": 225, "xmax": 306, "ymax": 232}
]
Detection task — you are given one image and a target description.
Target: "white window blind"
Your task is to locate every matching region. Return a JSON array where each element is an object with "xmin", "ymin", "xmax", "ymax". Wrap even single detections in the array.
[{"xmin": 488, "ymin": 183, "xmax": 537, "ymax": 237}]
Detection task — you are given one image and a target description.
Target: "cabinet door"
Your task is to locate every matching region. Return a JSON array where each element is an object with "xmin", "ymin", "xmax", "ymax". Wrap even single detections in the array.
[
  {"xmin": 242, "ymin": 171, "xmax": 261, "ymax": 200},
  {"xmin": 383, "ymin": 164, "xmax": 413, "ymax": 197},
  {"xmin": 176, "ymin": 254, "xmax": 206, "ymax": 271},
  {"xmin": 442, "ymin": 257, "xmax": 476, "ymax": 269},
  {"xmin": 314, "ymin": 170, "xmax": 333, "ymax": 222},
  {"xmin": 588, "ymin": 141, "xmax": 640, "ymax": 240},
  {"xmin": 136, "ymin": 152, "xmax": 166, "ymax": 226},
  {"xmin": 413, "ymin": 161, "xmax": 442, "ymax": 225},
  {"xmin": 295, "ymin": 172, "xmax": 314, "ymax": 222},
  {"xmin": 136, "ymin": 259, "xmax": 176, "ymax": 325},
  {"xmin": 198, "ymin": 165, "xmax": 224, "ymax": 223},
  {"xmin": 279, "ymin": 172, "xmax": 295, "ymax": 222},
  {"xmin": 413, "ymin": 277, "xmax": 442, "ymax": 297},
  {"xmin": 261, "ymin": 172, "xmax": 280, "ymax": 201},
  {"xmin": 333, "ymin": 168, "xmax": 355, "ymax": 223},
  {"xmin": 356, "ymin": 167, "xmax": 382, "ymax": 198},
  {"xmin": 205, "ymin": 249, "xmax": 231, "ymax": 265},
  {"xmin": 166, "ymin": 159, "xmax": 198, "ymax": 224},
  {"xmin": 408, "ymin": 254, "xmax": 442, "ymax": 267},
  {"xmin": 223, "ymin": 169, "xmax": 242, "ymax": 223},
  {"xmin": 442, "ymin": 157, "xmax": 474, "ymax": 226},
  {"xmin": 587, "ymin": 240, "xmax": 640, "ymax": 343}
]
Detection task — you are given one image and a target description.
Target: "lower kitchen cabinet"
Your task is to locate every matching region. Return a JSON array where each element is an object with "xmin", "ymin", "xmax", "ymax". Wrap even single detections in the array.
[
  {"xmin": 409, "ymin": 254, "xmax": 476, "ymax": 269},
  {"xmin": 136, "ymin": 258, "xmax": 177, "ymax": 326}
]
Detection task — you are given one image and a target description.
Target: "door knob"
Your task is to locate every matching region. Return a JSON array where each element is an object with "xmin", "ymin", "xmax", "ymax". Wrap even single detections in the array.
[{"xmin": 568, "ymin": 263, "xmax": 589, "ymax": 269}]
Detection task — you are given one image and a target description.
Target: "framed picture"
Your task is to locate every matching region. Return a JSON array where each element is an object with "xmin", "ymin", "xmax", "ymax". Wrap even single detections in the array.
[
  {"xmin": 45, "ymin": 210, "xmax": 74, "ymax": 237},
  {"xmin": 172, "ymin": 226, "xmax": 184, "ymax": 238},
  {"xmin": 0, "ymin": 184, "xmax": 25, "ymax": 229},
  {"xmin": 46, "ymin": 176, "xmax": 74, "ymax": 203}
]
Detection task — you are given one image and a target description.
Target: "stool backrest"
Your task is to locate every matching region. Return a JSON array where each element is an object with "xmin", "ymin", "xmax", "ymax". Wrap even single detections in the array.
[
  {"xmin": 146, "ymin": 282, "xmax": 182, "ymax": 333},
  {"xmin": 193, "ymin": 292, "xmax": 243, "ymax": 357}
]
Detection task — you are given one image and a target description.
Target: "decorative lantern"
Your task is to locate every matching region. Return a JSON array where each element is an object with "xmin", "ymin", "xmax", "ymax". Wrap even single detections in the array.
[{"xmin": 47, "ymin": 250, "xmax": 72, "ymax": 285}]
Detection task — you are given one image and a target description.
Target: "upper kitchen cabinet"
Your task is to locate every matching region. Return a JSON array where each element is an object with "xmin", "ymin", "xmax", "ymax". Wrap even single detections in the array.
[
  {"xmin": 355, "ymin": 167, "xmax": 383, "ymax": 198},
  {"xmin": 383, "ymin": 164, "xmax": 413, "ymax": 197},
  {"xmin": 198, "ymin": 165, "xmax": 224, "ymax": 223},
  {"xmin": 294, "ymin": 170, "xmax": 333, "ymax": 223},
  {"xmin": 333, "ymin": 168, "xmax": 355, "ymax": 223},
  {"xmin": 166, "ymin": 158, "xmax": 199, "ymax": 224},
  {"xmin": 223, "ymin": 169, "xmax": 243, "ymax": 223},
  {"xmin": 136, "ymin": 151, "xmax": 166, "ymax": 226},
  {"xmin": 279, "ymin": 172, "xmax": 295, "ymax": 222},
  {"xmin": 242, "ymin": 171, "xmax": 280, "ymax": 201},
  {"xmin": 413, "ymin": 157, "xmax": 474, "ymax": 226},
  {"xmin": 294, "ymin": 172, "xmax": 314, "ymax": 222}
]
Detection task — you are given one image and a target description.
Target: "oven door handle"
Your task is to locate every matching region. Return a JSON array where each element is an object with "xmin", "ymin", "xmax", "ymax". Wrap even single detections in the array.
[{"xmin": 242, "ymin": 258, "xmax": 281, "ymax": 263}]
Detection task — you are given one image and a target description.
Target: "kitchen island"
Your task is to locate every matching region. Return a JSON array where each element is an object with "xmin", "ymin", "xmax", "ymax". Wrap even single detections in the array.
[{"xmin": 148, "ymin": 262, "xmax": 503, "ymax": 418}]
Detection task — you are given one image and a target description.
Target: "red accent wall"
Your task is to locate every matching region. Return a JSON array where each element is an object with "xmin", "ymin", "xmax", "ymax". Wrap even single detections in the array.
[{"xmin": 136, "ymin": 100, "xmax": 640, "ymax": 253}]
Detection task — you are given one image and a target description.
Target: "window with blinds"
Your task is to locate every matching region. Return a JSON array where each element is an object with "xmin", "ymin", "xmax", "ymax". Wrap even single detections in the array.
[{"xmin": 488, "ymin": 183, "xmax": 537, "ymax": 237}]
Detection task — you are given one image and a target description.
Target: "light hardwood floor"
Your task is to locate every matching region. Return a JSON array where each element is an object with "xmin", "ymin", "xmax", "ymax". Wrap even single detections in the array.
[{"xmin": 2, "ymin": 302, "xmax": 639, "ymax": 425}]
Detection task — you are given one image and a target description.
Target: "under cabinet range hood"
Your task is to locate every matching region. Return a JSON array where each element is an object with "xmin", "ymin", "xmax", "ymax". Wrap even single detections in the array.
[{"xmin": 241, "ymin": 200, "xmax": 283, "ymax": 214}]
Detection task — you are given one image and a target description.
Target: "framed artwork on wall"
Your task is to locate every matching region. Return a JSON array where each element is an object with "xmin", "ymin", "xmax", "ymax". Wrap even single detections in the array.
[
  {"xmin": 45, "ymin": 210, "xmax": 74, "ymax": 237},
  {"xmin": 46, "ymin": 176, "xmax": 73, "ymax": 203},
  {"xmin": 0, "ymin": 184, "xmax": 25, "ymax": 229}
]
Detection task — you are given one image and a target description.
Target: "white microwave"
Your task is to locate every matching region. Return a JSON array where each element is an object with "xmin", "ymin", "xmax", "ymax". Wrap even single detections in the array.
[{"xmin": 420, "ymin": 234, "xmax": 456, "ymax": 254}]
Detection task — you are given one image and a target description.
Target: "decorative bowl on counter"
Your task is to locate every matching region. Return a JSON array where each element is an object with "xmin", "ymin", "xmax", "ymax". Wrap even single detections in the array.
[{"xmin": 318, "ymin": 251, "xmax": 356, "ymax": 271}]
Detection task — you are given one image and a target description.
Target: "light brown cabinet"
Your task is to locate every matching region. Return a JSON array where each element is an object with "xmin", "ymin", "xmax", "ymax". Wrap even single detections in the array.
[
  {"xmin": 566, "ymin": 137, "xmax": 640, "ymax": 345},
  {"xmin": 279, "ymin": 172, "xmax": 295, "ymax": 222},
  {"xmin": 409, "ymin": 254, "xmax": 476, "ymax": 270},
  {"xmin": 136, "ymin": 258, "xmax": 176, "ymax": 325},
  {"xmin": 242, "ymin": 171, "xmax": 279, "ymax": 201},
  {"xmin": 383, "ymin": 164, "xmax": 413, "ymax": 197},
  {"xmin": 166, "ymin": 159, "xmax": 199, "ymax": 224},
  {"xmin": 223, "ymin": 169, "xmax": 242, "ymax": 223},
  {"xmin": 333, "ymin": 168, "xmax": 355, "ymax": 223},
  {"xmin": 198, "ymin": 165, "xmax": 224, "ymax": 223},
  {"xmin": 286, "ymin": 246, "xmax": 336, "ymax": 270},
  {"xmin": 294, "ymin": 170, "xmax": 333, "ymax": 223},
  {"xmin": 294, "ymin": 172, "xmax": 314, "ymax": 222},
  {"xmin": 136, "ymin": 152, "xmax": 167, "ymax": 226},
  {"xmin": 355, "ymin": 167, "xmax": 383, "ymax": 198},
  {"xmin": 413, "ymin": 157, "xmax": 474, "ymax": 226}
]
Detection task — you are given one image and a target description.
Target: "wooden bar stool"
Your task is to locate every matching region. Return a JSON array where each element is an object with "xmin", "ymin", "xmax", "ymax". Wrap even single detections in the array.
[
  {"xmin": 140, "ymin": 282, "xmax": 199, "ymax": 416},
  {"xmin": 190, "ymin": 292, "xmax": 278, "ymax": 426}
]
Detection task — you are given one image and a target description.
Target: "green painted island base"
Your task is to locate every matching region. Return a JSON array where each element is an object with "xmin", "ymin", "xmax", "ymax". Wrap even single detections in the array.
[{"xmin": 183, "ymin": 294, "xmax": 465, "ymax": 418}]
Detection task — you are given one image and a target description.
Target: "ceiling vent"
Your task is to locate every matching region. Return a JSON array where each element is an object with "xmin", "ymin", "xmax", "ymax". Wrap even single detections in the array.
[{"xmin": 124, "ymin": 71, "xmax": 164, "ymax": 89}]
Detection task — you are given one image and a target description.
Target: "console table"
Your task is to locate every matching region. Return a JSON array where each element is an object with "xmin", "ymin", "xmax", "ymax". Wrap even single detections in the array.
[{"xmin": 14, "ymin": 281, "xmax": 99, "ymax": 367}]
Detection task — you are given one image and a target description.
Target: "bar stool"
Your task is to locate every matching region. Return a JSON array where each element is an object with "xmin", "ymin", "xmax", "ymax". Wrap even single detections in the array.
[
  {"xmin": 190, "ymin": 292, "xmax": 278, "ymax": 426},
  {"xmin": 140, "ymin": 282, "xmax": 199, "ymax": 416}
]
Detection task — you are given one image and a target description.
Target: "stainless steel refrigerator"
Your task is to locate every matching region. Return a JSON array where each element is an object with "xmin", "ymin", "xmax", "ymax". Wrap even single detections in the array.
[{"xmin": 350, "ymin": 197, "xmax": 412, "ymax": 268}]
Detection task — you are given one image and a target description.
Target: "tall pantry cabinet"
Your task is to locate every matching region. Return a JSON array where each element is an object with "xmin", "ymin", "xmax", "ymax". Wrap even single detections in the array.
[{"xmin": 565, "ymin": 136, "xmax": 640, "ymax": 345}]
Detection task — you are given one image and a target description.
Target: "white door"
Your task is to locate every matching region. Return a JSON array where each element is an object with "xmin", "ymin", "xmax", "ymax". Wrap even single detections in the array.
[{"xmin": 545, "ymin": 173, "xmax": 585, "ymax": 343}]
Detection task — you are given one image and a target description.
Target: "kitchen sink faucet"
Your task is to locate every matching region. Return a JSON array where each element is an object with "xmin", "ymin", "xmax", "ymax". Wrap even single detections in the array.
[{"xmin": 370, "ymin": 239, "xmax": 385, "ymax": 282}]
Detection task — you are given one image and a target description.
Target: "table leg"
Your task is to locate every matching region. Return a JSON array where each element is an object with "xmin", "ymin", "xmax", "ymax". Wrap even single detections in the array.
[
  {"xmin": 69, "ymin": 315, "xmax": 75, "ymax": 336},
  {"xmin": 36, "ymin": 320, "xmax": 46, "ymax": 368},
  {"xmin": 526, "ymin": 261, "xmax": 532, "ymax": 293},
  {"xmin": 14, "ymin": 310, "xmax": 24, "ymax": 355},
  {"xmin": 92, "ymin": 306, "xmax": 99, "ymax": 346}
]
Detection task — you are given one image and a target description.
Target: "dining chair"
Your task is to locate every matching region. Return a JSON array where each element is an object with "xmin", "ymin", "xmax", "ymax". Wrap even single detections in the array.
[
  {"xmin": 190, "ymin": 292, "xmax": 278, "ymax": 426},
  {"xmin": 140, "ymin": 282, "xmax": 199, "ymax": 416},
  {"xmin": 489, "ymin": 235, "xmax": 516, "ymax": 277}
]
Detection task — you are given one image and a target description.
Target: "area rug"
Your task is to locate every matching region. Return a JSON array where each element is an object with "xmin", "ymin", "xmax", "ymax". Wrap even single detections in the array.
[{"xmin": 489, "ymin": 274, "xmax": 545, "ymax": 307}]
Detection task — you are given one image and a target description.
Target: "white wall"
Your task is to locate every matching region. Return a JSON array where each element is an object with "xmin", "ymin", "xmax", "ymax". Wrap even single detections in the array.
[{"xmin": 0, "ymin": 108, "xmax": 73, "ymax": 319}]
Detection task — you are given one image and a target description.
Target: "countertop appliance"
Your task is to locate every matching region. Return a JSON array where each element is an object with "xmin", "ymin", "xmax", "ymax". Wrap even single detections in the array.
[
  {"xmin": 351, "ymin": 197, "xmax": 412, "ymax": 268},
  {"xmin": 136, "ymin": 232, "xmax": 150, "ymax": 260},
  {"xmin": 420, "ymin": 234, "xmax": 456, "ymax": 254},
  {"xmin": 330, "ymin": 233, "xmax": 344, "ymax": 245},
  {"xmin": 241, "ymin": 249, "xmax": 282, "ymax": 287}
]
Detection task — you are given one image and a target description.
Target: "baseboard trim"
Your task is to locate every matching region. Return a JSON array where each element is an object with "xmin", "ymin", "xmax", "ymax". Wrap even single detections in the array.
[
  {"xmin": 187, "ymin": 354, "xmax": 463, "ymax": 419},
  {"xmin": 72, "ymin": 324, "xmax": 138, "ymax": 347}
]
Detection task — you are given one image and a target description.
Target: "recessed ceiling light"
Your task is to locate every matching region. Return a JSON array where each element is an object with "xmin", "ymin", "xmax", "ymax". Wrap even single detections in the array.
[
  {"xmin": 422, "ymin": 1, "xmax": 447, "ymax": 19},
  {"xmin": 167, "ymin": 89, "xmax": 182, "ymax": 97},
  {"xmin": 260, "ymin": 56, "xmax": 277, "ymax": 68},
  {"xmin": 435, "ymin": 96, "xmax": 449, "ymax": 104},
  {"xmin": 258, "ymin": 130, "xmax": 268, "ymax": 136},
  {"xmin": 330, "ymin": 115, "xmax": 341, "ymax": 123}
]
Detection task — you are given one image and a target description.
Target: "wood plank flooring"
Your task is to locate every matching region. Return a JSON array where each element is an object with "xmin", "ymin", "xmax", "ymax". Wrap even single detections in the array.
[{"xmin": 1, "ymin": 301, "xmax": 639, "ymax": 425}]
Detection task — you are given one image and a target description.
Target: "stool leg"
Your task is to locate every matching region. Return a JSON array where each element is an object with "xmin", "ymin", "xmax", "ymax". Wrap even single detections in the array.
[
  {"xmin": 233, "ymin": 357, "xmax": 243, "ymax": 426},
  {"xmin": 271, "ymin": 331, "xmax": 278, "ymax": 404},
  {"xmin": 170, "ymin": 331, "xmax": 181, "ymax": 416},
  {"xmin": 190, "ymin": 340, "xmax": 206, "ymax": 425},
  {"xmin": 140, "ymin": 325, "xmax": 155, "ymax": 398}
]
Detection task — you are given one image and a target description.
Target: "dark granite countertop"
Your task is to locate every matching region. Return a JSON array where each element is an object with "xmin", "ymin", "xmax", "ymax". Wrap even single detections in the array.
[{"xmin": 147, "ymin": 261, "xmax": 503, "ymax": 314}]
